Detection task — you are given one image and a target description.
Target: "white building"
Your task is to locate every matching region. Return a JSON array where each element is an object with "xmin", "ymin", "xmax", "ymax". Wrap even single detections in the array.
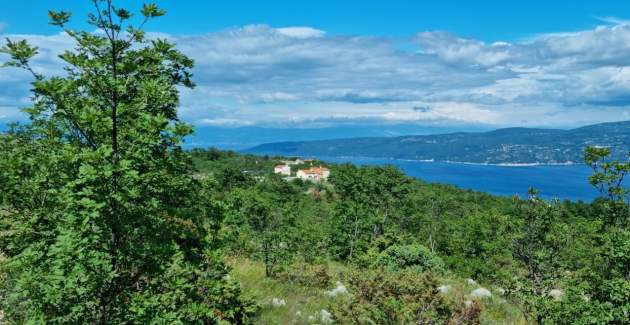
[
  {"xmin": 274, "ymin": 164, "xmax": 291, "ymax": 176},
  {"xmin": 284, "ymin": 158, "xmax": 305, "ymax": 165},
  {"xmin": 296, "ymin": 166, "xmax": 330, "ymax": 182}
]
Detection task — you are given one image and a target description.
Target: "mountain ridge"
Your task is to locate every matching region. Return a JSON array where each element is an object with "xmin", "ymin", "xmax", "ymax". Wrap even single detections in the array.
[{"xmin": 246, "ymin": 121, "xmax": 630, "ymax": 164}]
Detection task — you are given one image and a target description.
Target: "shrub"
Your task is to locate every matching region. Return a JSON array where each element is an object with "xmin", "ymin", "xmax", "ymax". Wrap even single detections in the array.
[
  {"xmin": 449, "ymin": 300, "xmax": 482, "ymax": 325},
  {"xmin": 330, "ymin": 269, "xmax": 468, "ymax": 324},
  {"xmin": 313, "ymin": 265, "xmax": 333, "ymax": 288},
  {"xmin": 374, "ymin": 244, "xmax": 445, "ymax": 273}
]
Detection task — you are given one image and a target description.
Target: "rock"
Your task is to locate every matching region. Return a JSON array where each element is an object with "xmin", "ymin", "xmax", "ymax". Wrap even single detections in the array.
[
  {"xmin": 438, "ymin": 284, "xmax": 451, "ymax": 294},
  {"xmin": 496, "ymin": 287, "xmax": 506, "ymax": 295},
  {"xmin": 466, "ymin": 278, "xmax": 477, "ymax": 285},
  {"xmin": 549, "ymin": 289, "xmax": 563, "ymax": 301},
  {"xmin": 320, "ymin": 309, "xmax": 334, "ymax": 324},
  {"xmin": 270, "ymin": 298, "xmax": 286, "ymax": 307},
  {"xmin": 471, "ymin": 287, "xmax": 492, "ymax": 298},
  {"xmin": 326, "ymin": 281, "xmax": 348, "ymax": 297}
]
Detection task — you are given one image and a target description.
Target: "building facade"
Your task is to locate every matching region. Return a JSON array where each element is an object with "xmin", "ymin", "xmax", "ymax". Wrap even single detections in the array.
[
  {"xmin": 296, "ymin": 166, "xmax": 330, "ymax": 182},
  {"xmin": 274, "ymin": 164, "xmax": 291, "ymax": 176}
]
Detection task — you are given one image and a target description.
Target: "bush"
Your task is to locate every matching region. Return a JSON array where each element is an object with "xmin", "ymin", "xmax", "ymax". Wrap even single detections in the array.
[
  {"xmin": 450, "ymin": 300, "xmax": 482, "ymax": 325},
  {"xmin": 330, "ymin": 269, "xmax": 472, "ymax": 324},
  {"xmin": 374, "ymin": 244, "xmax": 445, "ymax": 273}
]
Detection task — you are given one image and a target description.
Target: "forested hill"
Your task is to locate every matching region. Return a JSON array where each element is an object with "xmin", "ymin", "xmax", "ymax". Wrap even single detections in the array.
[{"xmin": 247, "ymin": 121, "xmax": 630, "ymax": 164}]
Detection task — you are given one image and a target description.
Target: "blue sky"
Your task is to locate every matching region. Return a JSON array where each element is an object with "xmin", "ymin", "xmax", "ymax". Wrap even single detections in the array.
[
  {"xmin": 2, "ymin": 1, "xmax": 630, "ymax": 130},
  {"xmin": 2, "ymin": 1, "xmax": 629, "ymax": 40}
]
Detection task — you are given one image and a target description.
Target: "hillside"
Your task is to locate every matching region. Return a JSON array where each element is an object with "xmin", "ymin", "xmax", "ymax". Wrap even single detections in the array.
[
  {"xmin": 185, "ymin": 124, "xmax": 488, "ymax": 150},
  {"xmin": 247, "ymin": 121, "xmax": 630, "ymax": 164},
  {"xmin": 185, "ymin": 148, "xmax": 629, "ymax": 324}
]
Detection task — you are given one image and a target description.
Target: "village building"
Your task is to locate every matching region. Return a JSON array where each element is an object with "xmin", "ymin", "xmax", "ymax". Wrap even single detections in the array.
[
  {"xmin": 274, "ymin": 164, "xmax": 291, "ymax": 176},
  {"xmin": 284, "ymin": 158, "xmax": 305, "ymax": 165},
  {"xmin": 296, "ymin": 166, "xmax": 330, "ymax": 182}
]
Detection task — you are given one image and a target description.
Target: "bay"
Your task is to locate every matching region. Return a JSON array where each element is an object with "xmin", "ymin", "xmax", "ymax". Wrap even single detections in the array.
[{"xmin": 316, "ymin": 156, "xmax": 601, "ymax": 202}]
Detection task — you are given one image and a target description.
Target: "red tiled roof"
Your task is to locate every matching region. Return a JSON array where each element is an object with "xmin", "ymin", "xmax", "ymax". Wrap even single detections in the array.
[{"xmin": 299, "ymin": 166, "xmax": 329, "ymax": 175}]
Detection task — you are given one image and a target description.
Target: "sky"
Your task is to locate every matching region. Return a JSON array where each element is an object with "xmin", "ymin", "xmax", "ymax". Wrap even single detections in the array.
[{"xmin": 2, "ymin": 1, "xmax": 630, "ymax": 131}]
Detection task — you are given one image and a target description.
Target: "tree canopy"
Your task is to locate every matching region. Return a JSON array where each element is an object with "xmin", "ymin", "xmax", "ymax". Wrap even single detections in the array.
[{"xmin": 0, "ymin": 1, "xmax": 254, "ymax": 323}]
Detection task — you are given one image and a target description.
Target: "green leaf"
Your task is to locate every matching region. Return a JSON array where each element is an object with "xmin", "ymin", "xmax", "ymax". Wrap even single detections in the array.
[
  {"xmin": 1, "ymin": 38, "xmax": 39, "ymax": 67},
  {"xmin": 141, "ymin": 3, "xmax": 166, "ymax": 18},
  {"xmin": 48, "ymin": 10, "xmax": 72, "ymax": 27}
]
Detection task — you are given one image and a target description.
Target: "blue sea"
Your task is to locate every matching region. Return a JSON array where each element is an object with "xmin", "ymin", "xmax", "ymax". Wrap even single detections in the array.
[{"xmin": 317, "ymin": 157, "xmax": 601, "ymax": 202}]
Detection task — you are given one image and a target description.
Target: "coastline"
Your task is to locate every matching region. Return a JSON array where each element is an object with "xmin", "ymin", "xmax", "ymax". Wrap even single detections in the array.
[{"xmin": 312, "ymin": 155, "xmax": 584, "ymax": 167}]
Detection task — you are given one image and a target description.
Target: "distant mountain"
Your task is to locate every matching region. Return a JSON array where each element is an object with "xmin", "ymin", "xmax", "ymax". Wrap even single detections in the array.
[
  {"xmin": 184, "ymin": 124, "xmax": 489, "ymax": 150},
  {"xmin": 246, "ymin": 121, "xmax": 630, "ymax": 164}
]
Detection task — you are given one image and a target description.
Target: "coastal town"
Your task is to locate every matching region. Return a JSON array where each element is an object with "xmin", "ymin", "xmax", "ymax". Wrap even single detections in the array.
[{"xmin": 274, "ymin": 158, "xmax": 330, "ymax": 182}]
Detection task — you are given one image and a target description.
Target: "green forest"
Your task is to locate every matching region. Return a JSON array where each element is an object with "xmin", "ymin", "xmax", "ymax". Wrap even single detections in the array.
[{"xmin": 0, "ymin": 2, "xmax": 629, "ymax": 324}]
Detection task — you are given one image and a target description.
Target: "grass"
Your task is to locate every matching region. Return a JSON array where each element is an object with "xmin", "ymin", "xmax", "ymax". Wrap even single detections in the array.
[
  {"xmin": 437, "ymin": 278, "xmax": 527, "ymax": 325},
  {"xmin": 229, "ymin": 258, "xmax": 343, "ymax": 324},
  {"xmin": 228, "ymin": 257, "xmax": 527, "ymax": 324}
]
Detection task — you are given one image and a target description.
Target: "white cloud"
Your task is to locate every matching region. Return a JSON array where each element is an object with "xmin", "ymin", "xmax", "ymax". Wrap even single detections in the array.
[
  {"xmin": 276, "ymin": 27, "xmax": 325, "ymax": 38},
  {"xmin": 596, "ymin": 16, "xmax": 630, "ymax": 25},
  {"xmin": 2, "ymin": 23, "xmax": 630, "ymax": 128},
  {"xmin": 198, "ymin": 118, "xmax": 255, "ymax": 126},
  {"xmin": 415, "ymin": 31, "xmax": 514, "ymax": 67}
]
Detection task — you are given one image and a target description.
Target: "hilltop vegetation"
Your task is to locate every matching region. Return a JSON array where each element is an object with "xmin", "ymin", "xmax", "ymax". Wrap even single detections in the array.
[
  {"xmin": 187, "ymin": 147, "xmax": 630, "ymax": 324},
  {"xmin": 248, "ymin": 121, "xmax": 630, "ymax": 164},
  {"xmin": 1, "ymin": 1, "xmax": 629, "ymax": 324},
  {"xmin": 0, "ymin": 3, "xmax": 255, "ymax": 323}
]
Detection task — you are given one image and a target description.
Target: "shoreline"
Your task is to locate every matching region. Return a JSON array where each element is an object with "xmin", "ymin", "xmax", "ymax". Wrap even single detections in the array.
[{"xmin": 316, "ymin": 156, "xmax": 584, "ymax": 167}]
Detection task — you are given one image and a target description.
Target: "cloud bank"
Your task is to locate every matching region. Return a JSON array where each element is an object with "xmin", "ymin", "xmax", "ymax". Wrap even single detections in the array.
[{"xmin": 2, "ymin": 22, "xmax": 630, "ymax": 128}]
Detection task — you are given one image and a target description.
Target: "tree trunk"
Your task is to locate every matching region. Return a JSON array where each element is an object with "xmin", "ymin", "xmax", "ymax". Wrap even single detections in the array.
[{"xmin": 348, "ymin": 213, "xmax": 360, "ymax": 260}]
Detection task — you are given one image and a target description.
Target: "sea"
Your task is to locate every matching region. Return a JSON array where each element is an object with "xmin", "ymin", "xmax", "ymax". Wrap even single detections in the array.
[{"xmin": 315, "ymin": 156, "xmax": 601, "ymax": 202}]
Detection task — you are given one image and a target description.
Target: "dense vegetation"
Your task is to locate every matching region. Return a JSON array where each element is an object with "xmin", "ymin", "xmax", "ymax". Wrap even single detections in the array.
[
  {"xmin": 248, "ymin": 121, "xmax": 630, "ymax": 164},
  {"xmin": 189, "ymin": 147, "xmax": 629, "ymax": 324},
  {"xmin": 0, "ymin": 3, "xmax": 255, "ymax": 323},
  {"xmin": 1, "ymin": 1, "xmax": 629, "ymax": 324}
]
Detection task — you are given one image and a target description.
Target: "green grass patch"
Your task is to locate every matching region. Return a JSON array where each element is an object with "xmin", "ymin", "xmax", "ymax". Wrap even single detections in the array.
[
  {"xmin": 229, "ymin": 257, "xmax": 526, "ymax": 324},
  {"xmin": 229, "ymin": 258, "xmax": 342, "ymax": 324}
]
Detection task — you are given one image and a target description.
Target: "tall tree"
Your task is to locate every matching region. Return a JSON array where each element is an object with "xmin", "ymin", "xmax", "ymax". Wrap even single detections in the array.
[
  {"xmin": 329, "ymin": 164, "xmax": 411, "ymax": 259},
  {"xmin": 507, "ymin": 189, "xmax": 566, "ymax": 324},
  {"xmin": 228, "ymin": 183, "xmax": 296, "ymax": 277},
  {"xmin": 585, "ymin": 146, "xmax": 630, "ymax": 227},
  {"xmin": 0, "ymin": 1, "xmax": 254, "ymax": 323}
]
